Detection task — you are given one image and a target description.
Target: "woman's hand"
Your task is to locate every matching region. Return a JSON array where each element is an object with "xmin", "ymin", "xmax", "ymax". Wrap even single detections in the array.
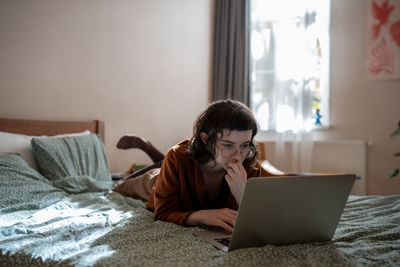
[
  {"xmin": 185, "ymin": 208, "xmax": 238, "ymax": 232},
  {"xmin": 225, "ymin": 161, "xmax": 247, "ymax": 205}
]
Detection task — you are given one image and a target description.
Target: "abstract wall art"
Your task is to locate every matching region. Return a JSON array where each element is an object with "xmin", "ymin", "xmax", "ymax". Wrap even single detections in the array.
[{"xmin": 366, "ymin": 0, "xmax": 400, "ymax": 80}]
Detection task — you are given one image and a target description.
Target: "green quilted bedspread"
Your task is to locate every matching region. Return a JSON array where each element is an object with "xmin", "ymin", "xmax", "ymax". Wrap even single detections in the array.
[{"xmin": 0, "ymin": 155, "xmax": 399, "ymax": 266}]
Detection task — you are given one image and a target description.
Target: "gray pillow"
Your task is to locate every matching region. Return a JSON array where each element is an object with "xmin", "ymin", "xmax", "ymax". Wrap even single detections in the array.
[
  {"xmin": 31, "ymin": 134, "xmax": 112, "ymax": 193},
  {"xmin": 0, "ymin": 154, "xmax": 66, "ymax": 211}
]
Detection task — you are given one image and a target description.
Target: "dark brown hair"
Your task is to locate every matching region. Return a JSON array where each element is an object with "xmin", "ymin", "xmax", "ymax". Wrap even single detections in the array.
[{"xmin": 188, "ymin": 99, "xmax": 259, "ymax": 167}]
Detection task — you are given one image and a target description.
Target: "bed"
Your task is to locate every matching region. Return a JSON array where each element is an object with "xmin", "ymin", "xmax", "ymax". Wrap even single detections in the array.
[{"xmin": 0, "ymin": 118, "xmax": 399, "ymax": 266}]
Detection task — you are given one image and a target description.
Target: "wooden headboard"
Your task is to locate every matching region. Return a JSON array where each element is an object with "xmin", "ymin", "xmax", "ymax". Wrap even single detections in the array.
[{"xmin": 0, "ymin": 118, "xmax": 105, "ymax": 142}]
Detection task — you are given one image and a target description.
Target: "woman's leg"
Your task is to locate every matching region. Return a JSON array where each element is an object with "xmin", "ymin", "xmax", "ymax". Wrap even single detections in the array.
[
  {"xmin": 114, "ymin": 135, "xmax": 164, "ymax": 200},
  {"xmin": 116, "ymin": 134, "xmax": 165, "ymax": 163},
  {"xmin": 123, "ymin": 160, "xmax": 162, "ymax": 180},
  {"xmin": 114, "ymin": 167, "xmax": 160, "ymax": 201},
  {"xmin": 116, "ymin": 134, "xmax": 164, "ymax": 180}
]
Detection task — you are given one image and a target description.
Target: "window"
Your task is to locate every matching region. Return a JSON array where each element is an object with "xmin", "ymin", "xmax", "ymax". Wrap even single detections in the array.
[{"xmin": 250, "ymin": 0, "xmax": 330, "ymax": 132}]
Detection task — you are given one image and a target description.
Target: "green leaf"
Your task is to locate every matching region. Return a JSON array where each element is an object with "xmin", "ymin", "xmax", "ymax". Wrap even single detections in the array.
[
  {"xmin": 388, "ymin": 168, "xmax": 399, "ymax": 178},
  {"xmin": 391, "ymin": 120, "xmax": 400, "ymax": 137},
  {"xmin": 391, "ymin": 128, "xmax": 400, "ymax": 137}
]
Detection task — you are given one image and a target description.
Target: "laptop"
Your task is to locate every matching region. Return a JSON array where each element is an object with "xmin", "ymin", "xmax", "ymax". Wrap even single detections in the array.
[{"xmin": 193, "ymin": 174, "xmax": 355, "ymax": 252}]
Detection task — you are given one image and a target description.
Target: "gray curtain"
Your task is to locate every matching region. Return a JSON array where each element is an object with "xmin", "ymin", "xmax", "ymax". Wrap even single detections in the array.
[{"xmin": 212, "ymin": 0, "xmax": 250, "ymax": 106}]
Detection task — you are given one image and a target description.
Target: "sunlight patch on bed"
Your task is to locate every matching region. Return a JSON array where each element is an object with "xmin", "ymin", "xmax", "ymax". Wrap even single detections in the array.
[
  {"xmin": 29, "ymin": 228, "xmax": 116, "ymax": 262},
  {"xmin": 0, "ymin": 196, "xmax": 138, "ymax": 265}
]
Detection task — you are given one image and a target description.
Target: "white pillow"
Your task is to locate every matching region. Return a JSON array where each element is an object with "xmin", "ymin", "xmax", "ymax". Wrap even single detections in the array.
[{"xmin": 0, "ymin": 130, "xmax": 91, "ymax": 170}]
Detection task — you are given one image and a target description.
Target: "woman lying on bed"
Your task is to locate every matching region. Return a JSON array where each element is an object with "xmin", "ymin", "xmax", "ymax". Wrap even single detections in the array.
[{"xmin": 114, "ymin": 99, "xmax": 288, "ymax": 232}]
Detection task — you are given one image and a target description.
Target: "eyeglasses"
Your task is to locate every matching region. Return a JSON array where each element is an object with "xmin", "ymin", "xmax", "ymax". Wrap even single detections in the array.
[{"xmin": 216, "ymin": 142, "xmax": 256, "ymax": 159}]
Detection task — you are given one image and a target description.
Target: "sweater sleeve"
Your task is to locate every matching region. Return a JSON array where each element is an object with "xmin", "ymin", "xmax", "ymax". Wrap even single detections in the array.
[{"xmin": 151, "ymin": 148, "xmax": 194, "ymax": 226}]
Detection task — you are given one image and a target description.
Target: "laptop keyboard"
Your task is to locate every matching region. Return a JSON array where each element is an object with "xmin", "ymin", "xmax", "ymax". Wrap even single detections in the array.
[{"xmin": 214, "ymin": 237, "xmax": 231, "ymax": 247}]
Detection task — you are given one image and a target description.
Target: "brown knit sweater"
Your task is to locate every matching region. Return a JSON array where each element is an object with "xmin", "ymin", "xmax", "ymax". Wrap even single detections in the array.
[{"xmin": 146, "ymin": 140, "xmax": 280, "ymax": 226}]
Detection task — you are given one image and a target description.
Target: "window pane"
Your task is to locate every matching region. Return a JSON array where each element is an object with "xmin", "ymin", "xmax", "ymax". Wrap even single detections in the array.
[{"xmin": 250, "ymin": 0, "xmax": 330, "ymax": 131}]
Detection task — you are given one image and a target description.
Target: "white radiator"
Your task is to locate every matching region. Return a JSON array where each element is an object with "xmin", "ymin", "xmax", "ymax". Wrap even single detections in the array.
[{"xmin": 311, "ymin": 140, "xmax": 368, "ymax": 195}]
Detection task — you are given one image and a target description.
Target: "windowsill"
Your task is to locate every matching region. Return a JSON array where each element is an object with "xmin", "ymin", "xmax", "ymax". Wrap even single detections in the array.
[
  {"xmin": 312, "ymin": 125, "xmax": 330, "ymax": 131},
  {"xmin": 255, "ymin": 125, "xmax": 331, "ymax": 142}
]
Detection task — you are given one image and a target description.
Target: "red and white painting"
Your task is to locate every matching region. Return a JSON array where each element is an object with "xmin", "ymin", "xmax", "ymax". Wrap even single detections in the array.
[{"xmin": 366, "ymin": 0, "xmax": 400, "ymax": 80}]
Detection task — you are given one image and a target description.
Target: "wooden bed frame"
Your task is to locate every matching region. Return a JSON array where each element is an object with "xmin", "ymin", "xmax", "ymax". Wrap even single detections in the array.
[{"xmin": 0, "ymin": 118, "xmax": 105, "ymax": 142}]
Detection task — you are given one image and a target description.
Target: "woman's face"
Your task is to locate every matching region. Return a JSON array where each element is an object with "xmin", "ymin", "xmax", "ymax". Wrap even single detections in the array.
[{"xmin": 213, "ymin": 129, "xmax": 253, "ymax": 171}]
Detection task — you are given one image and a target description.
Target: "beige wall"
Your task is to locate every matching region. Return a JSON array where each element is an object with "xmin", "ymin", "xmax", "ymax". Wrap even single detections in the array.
[
  {"xmin": 313, "ymin": 0, "xmax": 400, "ymax": 195},
  {"xmin": 0, "ymin": 0, "xmax": 399, "ymax": 195},
  {"xmin": 0, "ymin": 0, "xmax": 212, "ymax": 173}
]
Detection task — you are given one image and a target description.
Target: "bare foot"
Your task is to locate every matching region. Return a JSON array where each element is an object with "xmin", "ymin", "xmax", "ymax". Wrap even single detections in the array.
[
  {"xmin": 117, "ymin": 134, "xmax": 149, "ymax": 150},
  {"xmin": 116, "ymin": 134, "xmax": 165, "ymax": 163}
]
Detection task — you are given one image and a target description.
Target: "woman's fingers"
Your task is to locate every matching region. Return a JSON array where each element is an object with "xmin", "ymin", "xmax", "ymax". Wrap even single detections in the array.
[
  {"xmin": 187, "ymin": 208, "xmax": 238, "ymax": 232},
  {"xmin": 217, "ymin": 209, "xmax": 237, "ymax": 231},
  {"xmin": 227, "ymin": 162, "xmax": 240, "ymax": 174},
  {"xmin": 227, "ymin": 208, "xmax": 238, "ymax": 216},
  {"xmin": 219, "ymin": 222, "xmax": 234, "ymax": 232},
  {"xmin": 227, "ymin": 162, "xmax": 246, "ymax": 179},
  {"xmin": 220, "ymin": 209, "xmax": 237, "ymax": 224},
  {"xmin": 225, "ymin": 162, "xmax": 247, "ymax": 205}
]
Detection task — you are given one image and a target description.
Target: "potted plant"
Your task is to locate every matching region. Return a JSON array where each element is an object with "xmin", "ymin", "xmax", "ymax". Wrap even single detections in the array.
[{"xmin": 389, "ymin": 120, "xmax": 400, "ymax": 178}]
